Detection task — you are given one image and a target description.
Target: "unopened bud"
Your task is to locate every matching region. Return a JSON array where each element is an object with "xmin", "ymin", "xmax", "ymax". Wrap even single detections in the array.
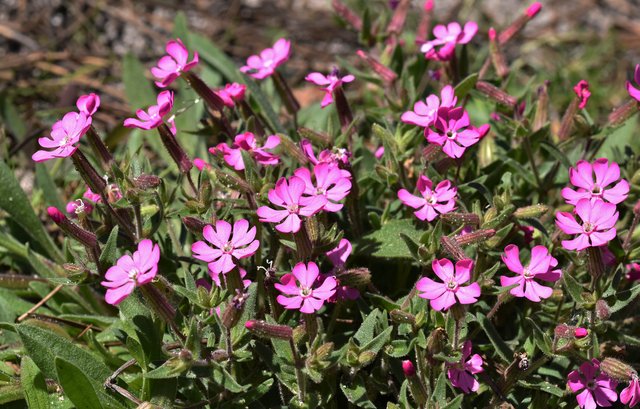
[
  {"xmin": 554, "ymin": 324, "xmax": 574, "ymax": 338},
  {"xmin": 441, "ymin": 212, "xmax": 480, "ymax": 226},
  {"xmin": 402, "ymin": 360, "xmax": 427, "ymax": 406},
  {"xmin": 210, "ymin": 349, "xmax": 229, "ymax": 362},
  {"xmin": 402, "ymin": 360, "xmax": 416, "ymax": 377},
  {"xmin": 356, "ymin": 50, "xmax": 397, "ymax": 84},
  {"xmin": 600, "ymin": 357, "xmax": 636, "ymax": 381},
  {"xmin": 513, "ymin": 204, "xmax": 549, "ymax": 219},
  {"xmin": 47, "ymin": 207, "xmax": 98, "ymax": 249},
  {"xmin": 358, "ymin": 351, "xmax": 377, "ymax": 366},
  {"xmin": 314, "ymin": 342, "xmax": 334, "ymax": 361},
  {"xmin": 416, "ymin": 1, "xmax": 433, "ymax": 43},
  {"xmin": 297, "ymin": 127, "xmax": 331, "ymax": 145},
  {"xmin": 426, "ymin": 327, "xmax": 446, "ymax": 363},
  {"xmin": 488, "ymin": 28, "xmax": 509, "ymax": 78},
  {"xmin": 338, "ymin": 268, "xmax": 371, "ymax": 288},
  {"xmin": 455, "ymin": 229, "xmax": 496, "ymax": 245},
  {"xmin": 440, "ymin": 236, "xmax": 466, "ymax": 261},
  {"xmin": 476, "ymin": 81, "xmax": 517, "ymax": 108},
  {"xmin": 390, "ymin": 310, "xmax": 416, "ymax": 325},
  {"xmin": 245, "ymin": 320, "xmax": 292, "ymax": 340},
  {"xmin": 595, "ymin": 299, "xmax": 611, "ymax": 320},
  {"xmin": 211, "ymin": 168, "xmax": 252, "ymax": 193},
  {"xmin": 222, "ymin": 291, "xmax": 247, "ymax": 329},
  {"xmin": 607, "ymin": 99, "xmax": 639, "ymax": 128},
  {"xmin": 134, "ymin": 174, "xmax": 162, "ymax": 190},
  {"xmin": 574, "ymin": 327, "xmax": 588, "ymax": 338},
  {"xmin": 533, "ymin": 81, "xmax": 550, "ymax": 131},
  {"xmin": 526, "ymin": 2, "xmax": 542, "ymax": 18},
  {"xmin": 277, "ymin": 134, "xmax": 309, "ymax": 165},
  {"xmin": 182, "ymin": 71, "xmax": 225, "ymax": 112},
  {"xmin": 157, "ymin": 123, "xmax": 193, "ymax": 174},
  {"xmin": 332, "ymin": 0, "xmax": 363, "ymax": 30},
  {"xmin": 182, "ymin": 216, "xmax": 207, "ymax": 235},
  {"xmin": 498, "ymin": 2, "xmax": 542, "ymax": 44}
]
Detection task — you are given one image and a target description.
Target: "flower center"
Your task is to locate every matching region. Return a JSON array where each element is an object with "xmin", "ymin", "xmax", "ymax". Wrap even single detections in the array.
[
  {"xmin": 586, "ymin": 380, "xmax": 595, "ymax": 390},
  {"xmin": 222, "ymin": 242, "xmax": 233, "ymax": 253},
  {"xmin": 424, "ymin": 192, "xmax": 437, "ymax": 205},
  {"xmin": 316, "ymin": 187, "xmax": 326, "ymax": 195},
  {"xmin": 264, "ymin": 59, "xmax": 274, "ymax": 68},
  {"xmin": 59, "ymin": 136, "xmax": 70, "ymax": 147},
  {"xmin": 591, "ymin": 185, "xmax": 602, "ymax": 196},
  {"xmin": 446, "ymin": 130, "xmax": 457, "ymax": 140},
  {"xmin": 287, "ymin": 204, "xmax": 299, "ymax": 214},
  {"xmin": 74, "ymin": 199, "xmax": 86, "ymax": 214},
  {"xmin": 447, "ymin": 280, "xmax": 458, "ymax": 291},
  {"xmin": 128, "ymin": 268, "xmax": 140, "ymax": 282},
  {"xmin": 522, "ymin": 267, "xmax": 533, "ymax": 279},
  {"xmin": 299, "ymin": 286, "xmax": 312, "ymax": 297},
  {"xmin": 583, "ymin": 222, "xmax": 595, "ymax": 234}
]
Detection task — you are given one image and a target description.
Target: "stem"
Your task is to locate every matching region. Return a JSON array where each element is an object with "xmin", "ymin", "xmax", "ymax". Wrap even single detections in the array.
[
  {"xmin": 289, "ymin": 338, "xmax": 306, "ymax": 403},
  {"xmin": 133, "ymin": 203, "xmax": 143, "ymax": 241},
  {"xmin": 225, "ymin": 327, "xmax": 234, "ymax": 373},
  {"xmin": 304, "ymin": 313, "xmax": 318, "ymax": 343},
  {"xmin": 86, "ymin": 126, "xmax": 114, "ymax": 168},
  {"xmin": 104, "ymin": 359, "xmax": 143, "ymax": 405},
  {"xmin": 272, "ymin": 70, "xmax": 300, "ymax": 116},
  {"xmin": 523, "ymin": 135, "xmax": 542, "ymax": 191},
  {"xmin": 17, "ymin": 284, "xmax": 63, "ymax": 322},
  {"xmin": 623, "ymin": 212, "xmax": 640, "ymax": 251}
]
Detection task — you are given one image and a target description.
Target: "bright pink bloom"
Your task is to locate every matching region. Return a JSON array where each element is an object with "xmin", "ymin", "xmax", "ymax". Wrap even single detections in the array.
[
  {"xmin": 568, "ymin": 359, "xmax": 618, "ymax": 409},
  {"xmin": 626, "ymin": 65, "xmax": 640, "ymax": 102},
  {"xmin": 420, "ymin": 21, "xmax": 478, "ymax": 61},
  {"xmin": 293, "ymin": 164, "xmax": 352, "ymax": 213},
  {"xmin": 402, "ymin": 360, "xmax": 416, "ymax": 377},
  {"xmin": 325, "ymin": 239, "xmax": 359, "ymax": 301},
  {"xmin": 575, "ymin": 327, "xmax": 589, "ymax": 338},
  {"xmin": 275, "ymin": 261, "xmax": 337, "ymax": 313},
  {"xmin": 626, "ymin": 263, "xmax": 640, "ymax": 281},
  {"xmin": 416, "ymin": 258, "xmax": 480, "ymax": 311},
  {"xmin": 300, "ymin": 139, "xmax": 350, "ymax": 167},
  {"xmin": 562, "ymin": 159, "xmax": 629, "ymax": 205},
  {"xmin": 500, "ymin": 245, "xmax": 561, "ymax": 302},
  {"xmin": 83, "ymin": 188, "xmax": 101, "ymax": 203},
  {"xmin": 66, "ymin": 199, "xmax": 93, "ymax": 217},
  {"xmin": 427, "ymin": 107, "xmax": 489, "ymax": 159},
  {"xmin": 257, "ymin": 176, "xmax": 327, "ymax": 233},
  {"xmin": 527, "ymin": 2, "xmax": 542, "ymax": 17},
  {"xmin": 123, "ymin": 91, "xmax": 174, "ymax": 130},
  {"xmin": 193, "ymin": 158, "xmax": 211, "ymax": 171},
  {"xmin": 32, "ymin": 112, "xmax": 91, "ymax": 162},
  {"xmin": 446, "ymin": 341, "xmax": 484, "ymax": 394},
  {"xmin": 401, "ymin": 85, "xmax": 457, "ymax": 128},
  {"xmin": 209, "ymin": 132, "xmax": 280, "ymax": 171},
  {"xmin": 556, "ymin": 199, "xmax": 619, "ymax": 251},
  {"xmin": 574, "ymin": 80, "xmax": 591, "ymax": 109},
  {"xmin": 398, "ymin": 175, "xmax": 457, "ymax": 222},
  {"xmin": 151, "ymin": 38, "xmax": 199, "ymax": 88},
  {"xmin": 191, "ymin": 219, "xmax": 259, "ymax": 276},
  {"xmin": 240, "ymin": 38, "xmax": 290, "ymax": 80},
  {"xmin": 305, "ymin": 70, "xmax": 355, "ymax": 108},
  {"xmin": 621, "ymin": 375, "xmax": 640, "ymax": 408},
  {"xmin": 101, "ymin": 239, "xmax": 160, "ymax": 305},
  {"xmin": 76, "ymin": 93, "xmax": 100, "ymax": 116},
  {"xmin": 374, "ymin": 146, "xmax": 384, "ymax": 159},
  {"xmin": 215, "ymin": 83, "xmax": 246, "ymax": 107}
]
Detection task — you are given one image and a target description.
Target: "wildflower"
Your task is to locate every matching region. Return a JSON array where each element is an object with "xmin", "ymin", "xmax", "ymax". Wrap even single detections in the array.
[
  {"xmin": 446, "ymin": 340, "xmax": 484, "ymax": 394},
  {"xmin": 374, "ymin": 146, "xmax": 384, "ymax": 159},
  {"xmin": 574, "ymin": 80, "xmax": 591, "ymax": 109},
  {"xmin": 626, "ymin": 64, "xmax": 640, "ymax": 102},
  {"xmin": 300, "ymin": 139, "xmax": 350, "ymax": 166},
  {"xmin": 416, "ymin": 258, "xmax": 480, "ymax": 311},
  {"xmin": 32, "ymin": 112, "xmax": 92, "ymax": 162},
  {"xmin": 401, "ymin": 85, "xmax": 457, "ymax": 128},
  {"xmin": 621, "ymin": 375, "xmax": 640, "ymax": 408},
  {"xmin": 240, "ymin": 38, "xmax": 290, "ymax": 80},
  {"xmin": 305, "ymin": 70, "xmax": 355, "ymax": 108},
  {"xmin": 325, "ymin": 239, "xmax": 359, "ymax": 301},
  {"xmin": 101, "ymin": 239, "xmax": 160, "ymax": 305},
  {"xmin": 274, "ymin": 261, "xmax": 337, "ymax": 313},
  {"xmin": 561, "ymin": 159, "xmax": 629, "ymax": 205},
  {"xmin": 191, "ymin": 219, "xmax": 260, "ymax": 276},
  {"xmin": 293, "ymin": 163, "xmax": 352, "ymax": 212},
  {"xmin": 567, "ymin": 359, "xmax": 618, "ymax": 409},
  {"xmin": 193, "ymin": 158, "xmax": 211, "ymax": 171},
  {"xmin": 215, "ymin": 82, "xmax": 247, "ymax": 107},
  {"xmin": 427, "ymin": 107, "xmax": 488, "ymax": 159},
  {"xmin": 76, "ymin": 93, "xmax": 100, "ymax": 116},
  {"xmin": 209, "ymin": 132, "xmax": 280, "ymax": 171},
  {"xmin": 123, "ymin": 91, "xmax": 174, "ymax": 130},
  {"xmin": 397, "ymin": 175, "xmax": 457, "ymax": 222},
  {"xmin": 257, "ymin": 176, "xmax": 327, "ymax": 233},
  {"xmin": 151, "ymin": 38, "xmax": 199, "ymax": 88},
  {"xmin": 66, "ymin": 199, "xmax": 93, "ymax": 217},
  {"xmin": 626, "ymin": 263, "xmax": 640, "ymax": 281},
  {"xmin": 556, "ymin": 199, "xmax": 619, "ymax": 251},
  {"xmin": 421, "ymin": 21, "xmax": 478, "ymax": 61},
  {"xmin": 500, "ymin": 244, "xmax": 562, "ymax": 302}
]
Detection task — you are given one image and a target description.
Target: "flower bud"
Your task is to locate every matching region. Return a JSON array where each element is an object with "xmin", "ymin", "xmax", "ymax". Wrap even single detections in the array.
[
  {"xmin": 356, "ymin": 50, "xmax": 397, "ymax": 84},
  {"xmin": 513, "ymin": 204, "xmax": 548, "ymax": 219},
  {"xmin": 390, "ymin": 310, "xmax": 416, "ymax": 326},
  {"xmin": 157, "ymin": 123, "xmax": 193, "ymax": 174},
  {"xmin": 634, "ymin": 200, "xmax": 640, "ymax": 216},
  {"xmin": 134, "ymin": 174, "xmax": 162, "ymax": 190},
  {"xmin": 533, "ymin": 81, "xmax": 550, "ymax": 131},
  {"xmin": 426, "ymin": 327, "xmax": 446, "ymax": 363},
  {"xmin": 440, "ymin": 212, "xmax": 480, "ymax": 226},
  {"xmin": 338, "ymin": 268, "xmax": 371, "ymax": 288},
  {"xmin": 47, "ymin": 207, "xmax": 98, "ymax": 250},
  {"xmin": 595, "ymin": 299, "xmax": 611, "ymax": 320},
  {"xmin": 211, "ymin": 168, "xmax": 252, "ymax": 193},
  {"xmin": 386, "ymin": 0, "xmax": 409, "ymax": 35},
  {"xmin": 607, "ymin": 99, "xmax": 639, "ymax": 128},
  {"xmin": 488, "ymin": 27, "xmax": 509, "ymax": 78},
  {"xmin": 332, "ymin": 0, "xmax": 363, "ymax": 30},
  {"xmin": 222, "ymin": 290, "xmax": 247, "ymax": 329},
  {"xmin": 416, "ymin": 1, "xmax": 434, "ymax": 43},
  {"xmin": 210, "ymin": 349, "xmax": 229, "ymax": 362},
  {"xmin": 422, "ymin": 144, "xmax": 443, "ymax": 162},
  {"xmin": 455, "ymin": 229, "xmax": 496, "ymax": 245},
  {"xmin": 440, "ymin": 236, "xmax": 466, "ymax": 261},
  {"xmin": 358, "ymin": 351, "xmax": 377, "ymax": 366},
  {"xmin": 402, "ymin": 360, "xmax": 428, "ymax": 405},
  {"xmin": 402, "ymin": 360, "xmax": 416, "ymax": 377},
  {"xmin": 574, "ymin": 327, "xmax": 588, "ymax": 338},
  {"xmin": 600, "ymin": 357, "xmax": 636, "ymax": 381},
  {"xmin": 245, "ymin": 320, "xmax": 293, "ymax": 340},
  {"xmin": 182, "ymin": 71, "xmax": 226, "ymax": 112},
  {"xmin": 498, "ymin": 2, "xmax": 543, "ymax": 44},
  {"xmin": 182, "ymin": 216, "xmax": 208, "ymax": 235},
  {"xmin": 476, "ymin": 81, "xmax": 517, "ymax": 108}
]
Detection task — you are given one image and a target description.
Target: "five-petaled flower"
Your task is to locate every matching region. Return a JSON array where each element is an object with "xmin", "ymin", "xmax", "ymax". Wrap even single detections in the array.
[
  {"xmin": 325, "ymin": 239, "xmax": 359, "ymax": 301},
  {"xmin": 305, "ymin": 70, "xmax": 355, "ymax": 108},
  {"xmin": 567, "ymin": 359, "xmax": 618, "ymax": 409},
  {"xmin": 240, "ymin": 38, "xmax": 291, "ymax": 80},
  {"xmin": 293, "ymin": 163, "xmax": 352, "ymax": 212},
  {"xmin": 556, "ymin": 199, "xmax": 619, "ymax": 251},
  {"xmin": 32, "ymin": 112, "xmax": 92, "ymax": 162},
  {"xmin": 500, "ymin": 244, "xmax": 562, "ymax": 302},
  {"xmin": 401, "ymin": 85, "xmax": 457, "ymax": 128},
  {"xmin": 191, "ymin": 219, "xmax": 260, "ymax": 276},
  {"xmin": 447, "ymin": 341, "xmax": 484, "ymax": 394},
  {"xmin": 561, "ymin": 159, "xmax": 629, "ymax": 205},
  {"xmin": 300, "ymin": 139, "xmax": 350, "ymax": 167},
  {"xmin": 275, "ymin": 261, "xmax": 337, "ymax": 313},
  {"xmin": 621, "ymin": 374, "xmax": 640, "ymax": 408},
  {"xmin": 398, "ymin": 175, "xmax": 457, "ymax": 222},
  {"xmin": 427, "ymin": 107, "xmax": 489, "ymax": 159},
  {"xmin": 152, "ymin": 38, "xmax": 199, "ymax": 88},
  {"xmin": 123, "ymin": 91, "xmax": 174, "ymax": 130},
  {"xmin": 421, "ymin": 21, "xmax": 478, "ymax": 61},
  {"xmin": 209, "ymin": 132, "xmax": 280, "ymax": 171},
  {"xmin": 215, "ymin": 82, "xmax": 247, "ymax": 107},
  {"xmin": 626, "ymin": 64, "xmax": 640, "ymax": 102},
  {"xmin": 76, "ymin": 93, "xmax": 100, "ymax": 116},
  {"xmin": 101, "ymin": 239, "xmax": 160, "ymax": 305},
  {"xmin": 573, "ymin": 80, "xmax": 591, "ymax": 109},
  {"xmin": 416, "ymin": 258, "xmax": 481, "ymax": 311}
]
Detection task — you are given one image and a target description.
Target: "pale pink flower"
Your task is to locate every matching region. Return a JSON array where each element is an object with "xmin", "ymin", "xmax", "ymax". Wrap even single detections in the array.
[
  {"xmin": 293, "ymin": 164, "xmax": 352, "ymax": 212},
  {"xmin": 626, "ymin": 263, "xmax": 640, "ymax": 281},
  {"xmin": 66, "ymin": 199, "xmax": 93, "ymax": 217},
  {"xmin": 556, "ymin": 199, "xmax": 619, "ymax": 251},
  {"xmin": 574, "ymin": 80, "xmax": 591, "ymax": 109},
  {"xmin": 427, "ymin": 107, "xmax": 489, "ymax": 159},
  {"xmin": 76, "ymin": 93, "xmax": 100, "ymax": 116},
  {"xmin": 397, "ymin": 175, "xmax": 457, "ymax": 222},
  {"xmin": 257, "ymin": 176, "xmax": 327, "ymax": 233},
  {"xmin": 209, "ymin": 132, "xmax": 280, "ymax": 171},
  {"xmin": 626, "ymin": 64, "xmax": 640, "ymax": 102},
  {"xmin": 123, "ymin": 91, "xmax": 174, "ymax": 130},
  {"xmin": 191, "ymin": 219, "xmax": 260, "ymax": 276},
  {"xmin": 325, "ymin": 239, "xmax": 359, "ymax": 301},
  {"xmin": 240, "ymin": 38, "xmax": 291, "ymax": 80},
  {"xmin": 561, "ymin": 159, "xmax": 629, "ymax": 205},
  {"xmin": 32, "ymin": 112, "xmax": 92, "ymax": 162},
  {"xmin": 305, "ymin": 70, "xmax": 355, "ymax": 108},
  {"xmin": 421, "ymin": 21, "xmax": 478, "ymax": 61},
  {"xmin": 300, "ymin": 139, "xmax": 350, "ymax": 167},
  {"xmin": 568, "ymin": 359, "xmax": 618, "ymax": 409},
  {"xmin": 101, "ymin": 239, "xmax": 160, "ymax": 305},
  {"xmin": 275, "ymin": 261, "xmax": 337, "ymax": 313},
  {"xmin": 416, "ymin": 258, "xmax": 480, "ymax": 311},
  {"xmin": 151, "ymin": 38, "xmax": 199, "ymax": 88},
  {"xmin": 215, "ymin": 83, "xmax": 246, "ymax": 107},
  {"xmin": 621, "ymin": 375, "xmax": 640, "ymax": 408},
  {"xmin": 447, "ymin": 340, "xmax": 483, "ymax": 394},
  {"xmin": 500, "ymin": 244, "xmax": 561, "ymax": 302},
  {"xmin": 401, "ymin": 85, "xmax": 457, "ymax": 128}
]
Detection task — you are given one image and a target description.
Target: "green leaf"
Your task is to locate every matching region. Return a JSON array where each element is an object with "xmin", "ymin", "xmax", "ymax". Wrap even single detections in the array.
[
  {"xmin": 242, "ymin": 75, "xmax": 286, "ymax": 134},
  {"xmin": 20, "ymin": 356, "xmax": 50, "ymax": 409},
  {"xmin": 442, "ymin": 395, "xmax": 464, "ymax": 409},
  {"xmin": 354, "ymin": 309, "xmax": 380, "ymax": 345},
  {"xmin": 562, "ymin": 272, "xmax": 585, "ymax": 304},
  {"xmin": 0, "ymin": 383, "xmax": 23, "ymax": 405},
  {"xmin": 432, "ymin": 371, "xmax": 447, "ymax": 405},
  {"xmin": 35, "ymin": 163, "xmax": 64, "ymax": 210},
  {"xmin": 122, "ymin": 53, "xmax": 156, "ymax": 109},
  {"xmin": 340, "ymin": 374, "xmax": 376, "ymax": 409},
  {"xmin": 526, "ymin": 317, "xmax": 553, "ymax": 356},
  {"xmin": 454, "ymin": 73, "xmax": 478, "ymax": 99},
  {"xmin": 191, "ymin": 34, "xmax": 241, "ymax": 82},
  {"xmin": 0, "ymin": 95, "xmax": 27, "ymax": 140},
  {"xmin": 98, "ymin": 226, "xmax": 119, "ymax": 266},
  {"xmin": 609, "ymin": 284, "xmax": 640, "ymax": 314},
  {"xmin": 476, "ymin": 313, "xmax": 513, "ymax": 363},
  {"xmin": 372, "ymin": 123, "xmax": 399, "ymax": 162},
  {"xmin": 517, "ymin": 379, "xmax": 564, "ymax": 397},
  {"xmin": 211, "ymin": 362, "xmax": 248, "ymax": 393},
  {"xmin": 55, "ymin": 357, "xmax": 125, "ymax": 409},
  {"xmin": 359, "ymin": 219, "xmax": 422, "ymax": 259}
]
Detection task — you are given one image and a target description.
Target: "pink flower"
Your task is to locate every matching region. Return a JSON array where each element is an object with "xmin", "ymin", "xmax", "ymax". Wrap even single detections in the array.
[
  {"xmin": 401, "ymin": 85, "xmax": 457, "ymax": 128},
  {"xmin": 300, "ymin": 139, "xmax": 350, "ymax": 167},
  {"xmin": 76, "ymin": 93, "xmax": 100, "ymax": 116},
  {"xmin": 556, "ymin": 199, "xmax": 619, "ymax": 251},
  {"xmin": 123, "ymin": 91, "xmax": 174, "ymax": 130},
  {"xmin": 209, "ymin": 132, "xmax": 280, "ymax": 171},
  {"xmin": 420, "ymin": 21, "xmax": 478, "ymax": 61},
  {"xmin": 626, "ymin": 263, "xmax": 640, "ymax": 281},
  {"xmin": 32, "ymin": 112, "xmax": 92, "ymax": 162},
  {"xmin": 397, "ymin": 175, "xmax": 457, "ymax": 222},
  {"xmin": 211, "ymin": 267, "xmax": 251, "ymax": 289},
  {"xmin": 151, "ymin": 38, "xmax": 199, "ymax": 88},
  {"xmin": 325, "ymin": 239, "xmax": 359, "ymax": 301},
  {"xmin": 416, "ymin": 258, "xmax": 481, "ymax": 311},
  {"xmin": 305, "ymin": 70, "xmax": 355, "ymax": 108},
  {"xmin": 374, "ymin": 146, "xmax": 384, "ymax": 159},
  {"xmin": 621, "ymin": 375, "xmax": 640, "ymax": 408},
  {"xmin": 275, "ymin": 261, "xmax": 337, "ymax": 313},
  {"xmin": 191, "ymin": 219, "xmax": 260, "ymax": 276},
  {"xmin": 66, "ymin": 199, "xmax": 93, "ymax": 217},
  {"xmin": 193, "ymin": 158, "xmax": 211, "ymax": 171},
  {"xmin": 561, "ymin": 159, "xmax": 629, "ymax": 205},
  {"xmin": 626, "ymin": 64, "xmax": 640, "ymax": 102},
  {"xmin": 215, "ymin": 83, "xmax": 247, "ymax": 107},
  {"xmin": 240, "ymin": 38, "xmax": 290, "ymax": 80},
  {"xmin": 574, "ymin": 80, "xmax": 591, "ymax": 109},
  {"xmin": 257, "ymin": 176, "xmax": 327, "ymax": 233},
  {"xmin": 568, "ymin": 359, "xmax": 618, "ymax": 409},
  {"xmin": 83, "ymin": 188, "xmax": 102, "ymax": 203},
  {"xmin": 427, "ymin": 107, "xmax": 489, "ymax": 159},
  {"xmin": 293, "ymin": 164, "xmax": 352, "ymax": 212},
  {"xmin": 500, "ymin": 244, "xmax": 562, "ymax": 302},
  {"xmin": 447, "ymin": 341, "xmax": 484, "ymax": 394},
  {"xmin": 101, "ymin": 239, "xmax": 160, "ymax": 305}
]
